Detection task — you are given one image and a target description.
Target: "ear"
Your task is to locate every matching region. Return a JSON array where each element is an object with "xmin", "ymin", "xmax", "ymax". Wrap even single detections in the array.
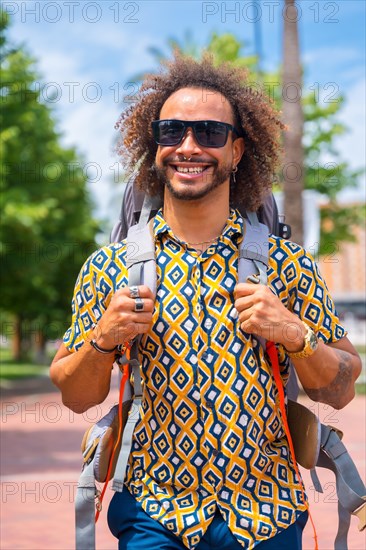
[{"xmin": 232, "ymin": 137, "xmax": 245, "ymax": 167}]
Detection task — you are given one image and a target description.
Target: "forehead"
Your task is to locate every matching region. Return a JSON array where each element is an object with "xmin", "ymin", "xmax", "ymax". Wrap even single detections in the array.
[{"xmin": 159, "ymin": 87, "xmax": 234, "ymax": 123}]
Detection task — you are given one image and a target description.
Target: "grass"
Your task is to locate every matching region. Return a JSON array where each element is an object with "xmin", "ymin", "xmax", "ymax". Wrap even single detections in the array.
[
  {"xmin": 0, "ymin": 363, "xmax": 49, "ymax": 380},
  {"xmin": 0, "ymin": 347, "xmax": 49, "ymax": 380}
]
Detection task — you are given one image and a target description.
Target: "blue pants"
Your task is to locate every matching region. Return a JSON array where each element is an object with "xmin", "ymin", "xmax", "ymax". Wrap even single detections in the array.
[{"xmin": 108, "ymin": 488, "xmax": 308, "ymax": 549}]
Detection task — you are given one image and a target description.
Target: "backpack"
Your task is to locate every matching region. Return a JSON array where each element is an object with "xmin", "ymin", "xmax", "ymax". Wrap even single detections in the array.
[
  {"xmin": 110, "ymin": 176, "xmax": 292, "ymax": 243},
  {"xmin": 75, "ymin": 180, "xmax": 365, "ymax": 550}
]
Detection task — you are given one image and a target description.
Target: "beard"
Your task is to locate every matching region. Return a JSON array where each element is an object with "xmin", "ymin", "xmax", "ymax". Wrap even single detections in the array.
[{"xmin": 154, "ymin": 162, "xmax": 232, "ymax": 201}]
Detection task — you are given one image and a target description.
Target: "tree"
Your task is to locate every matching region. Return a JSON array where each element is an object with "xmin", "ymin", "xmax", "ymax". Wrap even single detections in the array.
[
  {"xmin": 0, "ymin": 12, "xmax": 100, "ymax": 361},
  {"xmin": 282, "ymin": 0, "xmax": 304, "ymax": 246}
]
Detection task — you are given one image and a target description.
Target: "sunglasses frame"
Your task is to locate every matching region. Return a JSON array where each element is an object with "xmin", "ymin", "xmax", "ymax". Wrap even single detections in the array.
[{"xmin": 151, "ymin": 119, "xmax": 240, "ymax": 148}]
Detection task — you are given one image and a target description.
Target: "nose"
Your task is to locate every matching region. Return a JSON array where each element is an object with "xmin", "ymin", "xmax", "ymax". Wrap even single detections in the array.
[{"xmin": 175, "ymin": 128, "xmax": 202, "ymax": 157}]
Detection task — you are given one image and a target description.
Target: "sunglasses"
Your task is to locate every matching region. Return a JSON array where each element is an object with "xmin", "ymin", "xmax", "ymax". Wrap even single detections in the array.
[{"xmin": 151, "ymin": 119, "xmax": 240, "ymax": 148}]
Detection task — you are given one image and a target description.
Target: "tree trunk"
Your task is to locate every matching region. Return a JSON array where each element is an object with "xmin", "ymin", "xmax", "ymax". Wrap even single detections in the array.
[
  {"xmin": 282, "ymin": 0, "xmax": 304, "ymax": 246},
  {"xmin": 34, "ymin": 329, "xmax": 47, "ymax": 365},
  {"xmin": 12, "ymin": 315, "xmax": 22, "ymax": 361}
]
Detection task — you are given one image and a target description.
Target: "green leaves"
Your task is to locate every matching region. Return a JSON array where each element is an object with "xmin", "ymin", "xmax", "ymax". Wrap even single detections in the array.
[
  {"xmin": 0, "ymin": 16, "xmax": 99, "ymax": 360},
  {"xmin": 207, "ymin": 33, "xmax": 257, "ymax": 70},
  {"xmin": 320, "ymin": 203, "xmax": 366, "ymax": 256}
]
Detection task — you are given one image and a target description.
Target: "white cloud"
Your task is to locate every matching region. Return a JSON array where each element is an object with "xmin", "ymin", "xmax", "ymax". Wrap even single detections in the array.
[
  {"xmin": 303, "ymin": 46, "xmax": 362, "ymax": 67},
  {"xmin": 58, "ymin": 97, "xmax": 122, "ymax": 221},
  {"xmin": 337, "ymin": 78, "xmax": 366, "ymax": 200},
  {"xmin": 36, "ymin": 50, "xmax": 83, "ymax": 85},
  {"xmin": 15, "ymin": 42, "xmax": 123, "ymax": 222},
  {"xmin": 337, "ymin": 78, "xmax": 366, "ymax": 169}
]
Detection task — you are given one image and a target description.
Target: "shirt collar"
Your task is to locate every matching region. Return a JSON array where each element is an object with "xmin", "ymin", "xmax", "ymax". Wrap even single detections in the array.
[{"xmin": 153, "ymin": 208, "xmax": 244, "ymax": 245}]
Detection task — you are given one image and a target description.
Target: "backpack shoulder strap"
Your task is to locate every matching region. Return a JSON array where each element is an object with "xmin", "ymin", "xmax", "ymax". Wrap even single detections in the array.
[
  {"xmin": 110, "ymin": 179, "xmax": 133, "ymax": 243},
  {"xmin": 111, "ymin": 194, "xmax": 158, "ymax": 492},
  {"xmin": 110, "ymin": 176, "xmax": 161, "ymax": 243},
  {"xmin": 111, "ymin": 360, "xmax": 142, "ymax": 492},
  {"xmin": 238, "ymin": 211, "xmax": 269, "ymax": 286},
  {"xmin": 125, "ymin": 194, "xmax": 158, "ymax": 294}
]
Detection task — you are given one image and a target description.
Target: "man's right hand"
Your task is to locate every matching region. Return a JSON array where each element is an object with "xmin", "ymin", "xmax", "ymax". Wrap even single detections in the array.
[{"xmin": 93, "ymin": 285, "xmax": 155, "ymax": 349}]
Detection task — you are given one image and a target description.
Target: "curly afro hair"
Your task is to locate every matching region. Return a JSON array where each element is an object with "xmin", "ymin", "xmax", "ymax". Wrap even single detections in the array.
[{"xmin": 115, "ymin": 53, "xmax": 284, "ymax": 211}]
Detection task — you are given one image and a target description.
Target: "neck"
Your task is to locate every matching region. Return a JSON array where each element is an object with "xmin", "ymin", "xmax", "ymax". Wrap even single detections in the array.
[{"xmin": 163, "ymin": 185, "xmax": 230, "ymax": 244}]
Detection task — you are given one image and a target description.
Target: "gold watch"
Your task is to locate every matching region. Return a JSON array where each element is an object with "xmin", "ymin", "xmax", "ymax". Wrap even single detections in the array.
[{"xmin": 286, "ymin": 321, "xmax": 318, "ymax": 359}]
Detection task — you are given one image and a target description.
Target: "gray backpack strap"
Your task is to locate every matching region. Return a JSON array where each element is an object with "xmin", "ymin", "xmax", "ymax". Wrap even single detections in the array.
[
  {"xmin": 112, "ymin": 361, "xmax": 142, "ymax": 492},
  {"xmin": 335, "ymin": 501, "xmax": 352, "ymax": 550},
  {"xmin": 126, "ymin": 194, "xmax": 158, "ymax": 294},
  {"xmin": 125, "ymin": 192, "xmax": 157, "ymax": 368},
  {"xmin": 126, "ymin": 194, "xmax": 157, "ymax": 366},
  {"xmin": 238, "ymin": 212, "xmax": 269, "ymax": 350},
  {"xmin": 315, "ymin": 425, "xmax": 366, "ymax": 547},
  {"xmin": 238, "ymin": 211, "xmax": 269, "ymax": 286},
  {"xmin": 75, "ymin": 402, "xmax": 120, "ymax": 549},
  {"xmin": 112, "ymin": 195, "xmax": 158, "ymax": 491},
  {"xmin": 75, "ymin": 460, "xmax": 97, "ymax": 549},
  {"xmin": 110, "ymin": 175, "xmax": 161, "ymax": 242},
  {"xmin": 74, "ymin": 193, "xmax": 158, "ymax": 547},
  {"xmin": 110, "ymin": 181, "xmax": 130, "ymax": 243}
]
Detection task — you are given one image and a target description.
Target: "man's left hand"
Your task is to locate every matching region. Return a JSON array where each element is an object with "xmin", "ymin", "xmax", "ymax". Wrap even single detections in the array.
[{"xmin": 234, "ymin": 282, "xmax": 305, "ymax": 352}]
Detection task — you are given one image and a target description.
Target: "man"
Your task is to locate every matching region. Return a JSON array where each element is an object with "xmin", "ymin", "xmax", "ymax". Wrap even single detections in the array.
[{"xmin": 50, "ymin": 55, "xmax": 361, "ymax": 550}]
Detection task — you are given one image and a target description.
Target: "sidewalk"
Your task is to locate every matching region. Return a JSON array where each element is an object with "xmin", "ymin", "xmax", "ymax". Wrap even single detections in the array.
[{"xmin": 1, "ymin": 375, "xmax": 365, "ymax": 550}]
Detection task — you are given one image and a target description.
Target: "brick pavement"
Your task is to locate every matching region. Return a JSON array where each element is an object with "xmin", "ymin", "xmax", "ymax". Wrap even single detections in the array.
[{"xmin": 1, "ymin": 374, "xmax": 365, "ymax": 550}]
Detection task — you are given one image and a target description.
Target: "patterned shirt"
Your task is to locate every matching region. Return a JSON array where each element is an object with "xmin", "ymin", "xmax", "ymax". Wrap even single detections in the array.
[{"xmin": 64, "ymin": 209, "xmax": 346, "ymax": 549}]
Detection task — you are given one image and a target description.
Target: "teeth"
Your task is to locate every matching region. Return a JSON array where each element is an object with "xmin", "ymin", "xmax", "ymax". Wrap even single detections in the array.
[{"xmin": 176, "ymin": 166, "xmax": 204, "ymax": 174}]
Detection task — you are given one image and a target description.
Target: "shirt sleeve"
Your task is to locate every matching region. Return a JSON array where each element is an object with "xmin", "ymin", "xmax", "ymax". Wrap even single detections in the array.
[
  {"xmin": 63, "ymin": 244, "xmax": 127, "ymax": 353},
  {"xmin": 268, "ymin": 239, "xmax": 347, "ymax": 385},
  {"xmin": 271, "ymin": 240, "xmax": 347, "ymax": 344}
]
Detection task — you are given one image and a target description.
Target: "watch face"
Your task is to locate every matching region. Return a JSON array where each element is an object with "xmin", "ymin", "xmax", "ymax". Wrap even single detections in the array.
[
  {"xmin": 287, "ymin": 324, "xmax": 318, "ymax": 359},
  {"xmin": 309, "ymin": 330, "xmax": 318, "ymax": 350}
]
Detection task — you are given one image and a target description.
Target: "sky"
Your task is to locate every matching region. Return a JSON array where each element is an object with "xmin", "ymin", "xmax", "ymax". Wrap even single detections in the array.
[{"xmin": 4, "ymin": 0, "xmax": 366, "ymax": 233}]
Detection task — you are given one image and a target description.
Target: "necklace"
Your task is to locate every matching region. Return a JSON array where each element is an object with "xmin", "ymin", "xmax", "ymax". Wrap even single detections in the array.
[{"xmin": 185, "ymin": 236, "xmax": 219, "ymax": 246}]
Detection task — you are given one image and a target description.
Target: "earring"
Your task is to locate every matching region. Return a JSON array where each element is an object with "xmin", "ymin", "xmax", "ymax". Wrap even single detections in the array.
[{"xmin": 232, "ymin": 166, "xmax": 238, "ymax": 183}]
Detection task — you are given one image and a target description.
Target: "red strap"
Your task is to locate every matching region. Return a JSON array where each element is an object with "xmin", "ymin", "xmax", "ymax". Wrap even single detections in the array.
[
  {"xmin": 266, "ymin": 341, "xmax": 318, "ymax": 550},
  {"xmin": 95, "ymin": 346, "xmax": 130, "ymax": 522}
]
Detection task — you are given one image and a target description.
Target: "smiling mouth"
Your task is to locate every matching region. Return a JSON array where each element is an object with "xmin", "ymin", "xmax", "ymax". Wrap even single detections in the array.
[
  {"xmin": 175, "ymin": 166, "xmax": 206, "ymax": 174},
  {"xmin": 169, "ymin": 162, "xmax": 213, "ymax": 176}
]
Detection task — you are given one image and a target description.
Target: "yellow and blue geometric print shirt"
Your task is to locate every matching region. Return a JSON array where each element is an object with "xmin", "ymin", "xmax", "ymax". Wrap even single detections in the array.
[{"xmin": 64, "ymin": 209, "xmax": 346, "ymax": 549}]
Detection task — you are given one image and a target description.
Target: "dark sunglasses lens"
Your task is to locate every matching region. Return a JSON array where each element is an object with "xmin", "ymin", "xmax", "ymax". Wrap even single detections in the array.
[
  {"xmin": 156, "ymin": 121, "xmax": 184, "ymax": 145},
  {"xmin": 195, "ymin": 121, "xmax": 228, "ymax": 147}
]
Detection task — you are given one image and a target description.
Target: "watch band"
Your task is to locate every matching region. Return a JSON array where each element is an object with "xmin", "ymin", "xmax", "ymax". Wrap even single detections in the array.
[{"xmin": 286, "ymin": 321, "xmax": 318, "ymax": 360}]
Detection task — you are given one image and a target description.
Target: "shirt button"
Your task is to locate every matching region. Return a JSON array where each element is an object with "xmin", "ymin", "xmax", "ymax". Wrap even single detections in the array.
[
  {"xmin": 206, "ymin": 400, "xmax": 215, "ymax": 409},
  {"xmin": 212, "ymin": 449, "xmax": 219, "ymax": 457}
]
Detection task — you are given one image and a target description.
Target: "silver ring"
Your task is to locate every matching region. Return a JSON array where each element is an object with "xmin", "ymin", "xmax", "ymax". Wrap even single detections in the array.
[
  {"xmin": 134, "ymin": 297, "xmax": 144, "ymax": 312},
  {"xmin": 129, "ymin": 286, "xmax": 139, "ymax": 299}
]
